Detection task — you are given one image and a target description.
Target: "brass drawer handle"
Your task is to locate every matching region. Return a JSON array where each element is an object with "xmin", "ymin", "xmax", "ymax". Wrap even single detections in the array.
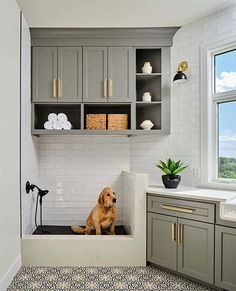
[
  {"xmin": 178, "ymin": 223, "xmax": 183, "ymax": 243},
  {"xmin": 108, "ymin": 79, "xmax": 112, "ymax": 97},
  {"xmin": 161, "ymin": 204, "xmax": 195, "ymax": 214},
  {"xmin": 58, "ymin": 78, "xmax": 62, "ymax": 98},
  {"xmin": 171, "ymin": 223, "xmax": 176, "ymax": 242},
  {"xmin": 103, "ymin": 79, "xmax": 107, "ymax": 98},
  {"xmin": 53, "ymin": 79, "xmax": 57, "ymax": 98}
]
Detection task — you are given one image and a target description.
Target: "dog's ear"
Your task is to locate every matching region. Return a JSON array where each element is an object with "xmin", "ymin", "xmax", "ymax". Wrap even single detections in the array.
[{"xmin": 98, "ymin": 189, "xmax": 105, "ymax": 205}]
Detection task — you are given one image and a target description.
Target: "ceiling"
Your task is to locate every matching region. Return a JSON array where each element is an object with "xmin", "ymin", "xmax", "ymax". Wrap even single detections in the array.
[{"xmin": 17, "ymin": 0, "xmax": 236, "ymax": 28}]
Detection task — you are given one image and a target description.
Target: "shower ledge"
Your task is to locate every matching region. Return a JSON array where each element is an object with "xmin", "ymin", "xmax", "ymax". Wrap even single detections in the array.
[{"xmin": 220, "ymin": 198, "xmax": 236, "ymax": 222}]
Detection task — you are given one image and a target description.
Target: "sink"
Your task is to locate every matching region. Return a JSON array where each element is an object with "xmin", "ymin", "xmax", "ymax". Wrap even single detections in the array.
[{"xmin": 220, "ymin": 198, "xmax": 236, "ymax": 222}]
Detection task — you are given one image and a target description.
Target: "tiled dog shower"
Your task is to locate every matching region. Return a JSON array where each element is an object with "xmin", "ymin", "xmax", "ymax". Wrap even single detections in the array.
[
  {"xmin": 20, "ymin": 21, "xmax": 147, "ymax": 266},
  {"xmin": 20, "ymin": 17, "xmax": 131, "ymax": 236}
]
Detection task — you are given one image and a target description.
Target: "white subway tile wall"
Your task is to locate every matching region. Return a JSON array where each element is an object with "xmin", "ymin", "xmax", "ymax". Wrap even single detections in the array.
[
  {"xmin": 20, "ymin": 15, "xmax": 38, "ymax": 235},
  {"xmin": 130, "ymin": 5, "xmax": 236, "ymax": 186},
  {"xmin": 21, "ymin": 5, "xmax": 236, "ymax": 234},
  {"xmin": 38, "ymin": 136, "xmax": 130, "ymax": 226}
]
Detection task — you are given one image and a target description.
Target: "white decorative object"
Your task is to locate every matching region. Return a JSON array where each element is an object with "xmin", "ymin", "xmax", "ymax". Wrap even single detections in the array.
[
  {"xmin": 53, "ymin": 120, "xmax": 63, "ymax": 130},
  {"xmin": 142, "ymin": 92, "xmax": 152, "ymax": 102},
  {"xmin": 62, "ymin": 121, "xmax": 72, "ymax": 130},
  {"xmin": 48, "ymin": 113, "xmax": 57, "ymax": 123},
  {"xmin": 58, "ymin": 113, "xmax": 68, "ymax": 122},
  {"xmin": 142, "ymin": 62, "xmax": 152, "ymax": 74},
  {"xmin": 140, "ymin": 120, "xmax": 154, "ymax": 130},
  {"xmin": 44, "ymin": 121, "xmax": 53, "ymax": 130}
]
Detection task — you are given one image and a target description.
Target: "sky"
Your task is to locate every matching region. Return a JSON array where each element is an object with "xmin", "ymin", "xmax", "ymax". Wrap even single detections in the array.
[{"xmin": 215, "ymin": 49, "xmax": 236, "ymax": 159}]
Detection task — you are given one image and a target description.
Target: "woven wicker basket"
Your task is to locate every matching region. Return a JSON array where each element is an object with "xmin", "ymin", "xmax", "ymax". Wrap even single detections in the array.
[
  {"xmin": 108, "ymin": 114, "xmax": 128, "ymax": 130},
  {"xmin": 86, "ymin": 114, "xmax": 106, "ymax": 130}
]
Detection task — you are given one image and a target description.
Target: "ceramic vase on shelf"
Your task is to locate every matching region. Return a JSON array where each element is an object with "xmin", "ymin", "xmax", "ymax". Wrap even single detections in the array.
[
  {"xmin": 142, "ymin": 92, "xmax": 152, "ymax": 102},
  {"xmin": 142, "ymin": 62, "xmax": 152, "ymax": 74},
  {"xmin": 140, "ymin": 120, "xmax": 154, "ymax": 130}
]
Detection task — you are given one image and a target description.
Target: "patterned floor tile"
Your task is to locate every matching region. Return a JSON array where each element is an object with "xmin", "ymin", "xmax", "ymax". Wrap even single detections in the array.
[{"xmin": 7, "ymin": 266, "xmax": 216, "ymax": 290}]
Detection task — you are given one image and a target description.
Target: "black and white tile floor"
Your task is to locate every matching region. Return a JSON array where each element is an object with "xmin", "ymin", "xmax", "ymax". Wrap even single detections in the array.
[{"xmin": 8, "ymin": 266, "xmax": 215, "ymax": 291}]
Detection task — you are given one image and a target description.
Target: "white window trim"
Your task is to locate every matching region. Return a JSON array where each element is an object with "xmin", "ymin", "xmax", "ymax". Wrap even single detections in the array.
[{"xmin": 200, "ymin": 36, "xmax": 236, "ymax": 190}]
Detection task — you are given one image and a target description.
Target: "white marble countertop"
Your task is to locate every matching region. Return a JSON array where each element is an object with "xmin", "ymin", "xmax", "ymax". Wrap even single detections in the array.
[{"xmin": 147, "ymin": 185, "xmax": 236, "ymax": 202}]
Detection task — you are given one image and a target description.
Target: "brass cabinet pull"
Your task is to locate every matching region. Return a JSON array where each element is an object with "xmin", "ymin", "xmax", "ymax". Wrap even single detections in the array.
[
  {"xmin": 108, "ymin": 79, "xmax": 112, "ymax": 97},
  {"xmin": 58, "ymin": 78, "xmax": 62, "ymax": 98},
  {"xmin": 178, "ymin": 223, "xmax": 183, "ymax": 243},
  {"xmin": 161, "ymin": 204, "xmax": 195, "ymax": 214},
  {"xmin": 171, "ymin": 223, "xmax": 176, "ymax": 242},
  {"xmin": 53, "ymin": 79, "xmax": 57, "ymax": 98},
  {"xmin": 103, "ymin": 79, "xmax": 107, "ymax": 98}
]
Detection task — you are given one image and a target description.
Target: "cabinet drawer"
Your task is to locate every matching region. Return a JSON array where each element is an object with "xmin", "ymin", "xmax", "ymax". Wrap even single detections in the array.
[{"xmin": 147, "ymin": 195, "xmax": 215, "ymax": 223}]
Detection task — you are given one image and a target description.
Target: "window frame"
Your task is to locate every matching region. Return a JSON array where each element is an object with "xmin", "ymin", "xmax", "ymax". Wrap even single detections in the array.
[{"xmin": 200, "ymin": 37, "xmax": 236, "ymax": 189}]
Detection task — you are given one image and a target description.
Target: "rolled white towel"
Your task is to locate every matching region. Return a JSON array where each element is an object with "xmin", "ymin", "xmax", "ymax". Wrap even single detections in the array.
[
  {"xmin": 44, "ymin": 121, "xmax": 54, "ymax": 130},
  {"xmin": 62, "ymin": 121, "xmax": 72, "ymax": 130},
  {"xmin": 58, "ymin": 113, "xmax": 68, "ymax": 122},
  {"xmin": 48, "ymin": 113, "xmax": 57, "ymax": 123},
  {"xmin": 53, "ymin": 120, "xmax": 63, "ymax": 130}
]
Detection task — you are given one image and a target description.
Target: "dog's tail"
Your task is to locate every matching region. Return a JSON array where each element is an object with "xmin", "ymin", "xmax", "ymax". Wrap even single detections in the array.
[{"xmin": 71, "ymin": 225, "xmax": 86, "ymax": 234}]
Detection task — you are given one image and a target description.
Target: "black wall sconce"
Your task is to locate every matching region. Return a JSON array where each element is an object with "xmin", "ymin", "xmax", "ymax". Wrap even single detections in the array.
[{"xmin": 173, "ymin": 61, "xmax": 188, "ymax": 83}]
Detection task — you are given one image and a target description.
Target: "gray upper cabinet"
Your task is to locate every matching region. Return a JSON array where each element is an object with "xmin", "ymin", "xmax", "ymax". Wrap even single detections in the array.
[
  {"xmin": 83, "ymin": 46, "xmax": 133, "ymax": 103},
  {"xmin": 108, "ymin": 47, "xmax": 133, "ymax": 102},
  {"xmin": 32, "ymin": 46, "xmax": 82, "ymax": 103},
  {"xmin": 147, "ymin": 213, "xmax": 177, "ymax": 270},
  {"xmin": 32, "ymin": 47, "xmax": 57, "ymax": 102},
  {"xmin": 58, "ymin": 47, "xmax": 82, "ymax": 102},
  {"xmin": 83, "ymin": 47, "xmax": 108, "ymax": 102},
  {"xmin": 177, "ymin": 218, "xmax": 214, "ymax": 284},
  {"xmin": 215, "ymin": 225, "xmax": 236, "ymax": 291}
]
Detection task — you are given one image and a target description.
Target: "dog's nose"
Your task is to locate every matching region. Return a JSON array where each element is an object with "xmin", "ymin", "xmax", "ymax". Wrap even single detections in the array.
[{"xmin": 113, "ymin": 198, "xmax": 117, "ymax": 203}]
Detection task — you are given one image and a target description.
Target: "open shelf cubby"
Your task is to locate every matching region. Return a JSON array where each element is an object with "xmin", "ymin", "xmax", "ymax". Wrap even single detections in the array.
[
  {"xmin": 33, "ymin": 104, "xmax": 81, "ymax": 130},
  {"xmin": 136, "ymin": 103, "xmax": 161, "ymax": 130},
  {"xmin": 136, "ymin": 75, "xmax": 161, "ymax": 102},
  {"xmin": 84, "ymin": 104, "xmax": 131, "ymax": 130},
  {"xmin": 136, "ymin": 49, "xmax": 161, "ymax": 74},
  {"xmin": 135, "ymin": 48, "xmax": 162, "ymax": 102}
]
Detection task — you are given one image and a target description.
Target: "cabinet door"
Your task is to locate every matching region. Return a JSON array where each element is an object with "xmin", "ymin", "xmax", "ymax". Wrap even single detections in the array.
[
  {"xmin": 32, "ymin": 47, "xmax": 57, "ymax": 102},
  {"xmin": 147, "ymin": 213, "xmax": 177, "ymax": 270},
  {"xmin": 83, "ymin": 47, "xmax": 108, "ymax": 102},
  {"xmin": 108, "ymin": 47, "xmax": 134, "ymax": 102},
  {"xmin": 177, "ymin": 218, "xmax": 214, "ymax": 284},
  {"xmin": 58, "ymin": 47, "xmax": 82, "ymax": 102},
  {"xmin": 215, "ymin": 225, "xmax": 236, "ymax": 291}
]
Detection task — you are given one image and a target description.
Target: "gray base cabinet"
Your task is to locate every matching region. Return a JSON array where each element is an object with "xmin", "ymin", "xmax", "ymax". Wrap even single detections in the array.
[
  {"xmin": 215, "ymin": 225, "xmax": 236, "ymax": 291},
  {"xmin": 147, "ymin": 213, "xmax": 177, "ymax": 270},
  {"xmin": 147, "ymin": 194, "xmax": 215, "ymax": 285},
  {"xmin": 177, "ymin": 218, "xmax": 214, "ymax": 284}
]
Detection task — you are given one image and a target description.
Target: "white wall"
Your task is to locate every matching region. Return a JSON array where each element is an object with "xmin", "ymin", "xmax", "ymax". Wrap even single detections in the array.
[
  {"xmin": 0, "ymin": 0, "xmax": 21, "ymax": 288},
  {"xmin": 20, "ymin": 15, "xmax": 39, "ymax": 235},
  {"xmin": 37, "ymin": 136, "xmax": 129, "ymax": 226},
  {"xmin": 130, "ymin": 4, "xmax": 236, "ymax": 186}
]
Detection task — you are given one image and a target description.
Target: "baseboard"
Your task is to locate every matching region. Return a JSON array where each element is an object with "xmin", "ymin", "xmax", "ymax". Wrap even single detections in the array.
[{"xmin": 0, "ymin": 255, "xmax": 21, "ymax": 291}]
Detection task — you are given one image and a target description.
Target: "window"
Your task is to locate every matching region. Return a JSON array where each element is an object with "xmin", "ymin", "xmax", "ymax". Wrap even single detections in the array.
[
  {"xmin": 214, "ymin": 48, "xmax": 236, "ymax": 181},
  {"xmin": 201, "ymin": 39, "xmax": 236, "ymax": 187},
  {"xmin": 214, "ymin": 49, "xmax": 236, "ymax": 94},
  {"xmin": 218, "ymin": 100, "xmax": 236, "ymax": 179}
]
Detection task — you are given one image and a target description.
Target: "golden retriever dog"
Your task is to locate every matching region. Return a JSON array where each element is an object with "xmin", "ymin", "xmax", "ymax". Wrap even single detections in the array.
[{"xmin": 71, "ymin": 187, "xmax": 117, "ymax": 235}]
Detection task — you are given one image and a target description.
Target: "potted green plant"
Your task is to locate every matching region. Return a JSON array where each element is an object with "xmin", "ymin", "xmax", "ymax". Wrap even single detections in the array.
[{"xmin": 156, "ymin": 159, "xmax": 188, "ymax": 189}]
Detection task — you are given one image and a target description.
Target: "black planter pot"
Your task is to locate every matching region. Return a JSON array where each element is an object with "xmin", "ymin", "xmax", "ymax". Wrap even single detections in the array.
[{"xmin": 162, "ymin": 175, "xmax": 181, "ymax": 189}]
